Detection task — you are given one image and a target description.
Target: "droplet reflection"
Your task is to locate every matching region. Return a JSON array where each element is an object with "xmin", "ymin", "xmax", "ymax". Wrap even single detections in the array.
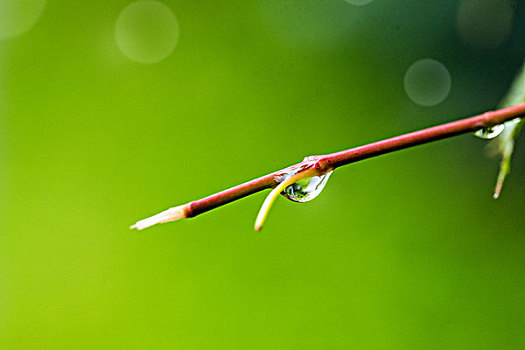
[
  {"xmin": 281, "ymin": 171, "xmax": 333, "ymax": 203},
  {"xmin": 474, "ymin": 124, "xmax": 505, "ymax": 139}
]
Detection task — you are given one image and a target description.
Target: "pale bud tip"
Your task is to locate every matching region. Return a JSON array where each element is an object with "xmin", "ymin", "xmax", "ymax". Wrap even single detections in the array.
[
  {"xmin": 130, "ymin": 205, "xmax": 186, "ymax": 230},
  {"xmin": 493, "ymin": 184, "xmax": 503, "ymax": 199}
]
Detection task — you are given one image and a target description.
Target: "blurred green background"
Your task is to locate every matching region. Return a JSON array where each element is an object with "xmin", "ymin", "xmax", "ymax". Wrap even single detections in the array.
[{"xmin": 1, "ymin": 0, "xmax": 525, "ymax": 348}]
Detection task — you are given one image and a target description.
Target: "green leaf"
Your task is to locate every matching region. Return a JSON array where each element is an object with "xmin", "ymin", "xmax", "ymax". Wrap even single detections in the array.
[{"xmin": 493, "ymin": 63, "xmax": 525, "ymax": 198}]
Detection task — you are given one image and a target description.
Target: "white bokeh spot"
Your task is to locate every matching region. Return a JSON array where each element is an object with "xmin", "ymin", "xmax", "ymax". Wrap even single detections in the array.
[
  {"xmin": 0, "ymin": 0, "xmax": 46, "ymax": 40},
  {"xmin": 404, "ymin": 59, "xmax": 451, "ymax": 107},
  {"xmin": 115, "ymin": 1, "xmax": 179, "ymax": 64},
  {"xmin": 457, "ymin": 0, "xmax": 513, "ymax": 49},
  {"xmin": 344, "ymin": 0, "xmax": 373, "ymax": 6}
]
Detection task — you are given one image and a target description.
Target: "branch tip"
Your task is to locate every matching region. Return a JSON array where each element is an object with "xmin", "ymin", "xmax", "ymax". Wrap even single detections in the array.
[
  {"xmin": 130, "ymin": 205, "xmax": 186, "ymax": 230},
  {"xmin": 130, "ymin": 103, "xmax": 525, "ymax": 231},
  {"xmin": 493, "ymin": 183, "xmax": 502, "ymax": 199}
]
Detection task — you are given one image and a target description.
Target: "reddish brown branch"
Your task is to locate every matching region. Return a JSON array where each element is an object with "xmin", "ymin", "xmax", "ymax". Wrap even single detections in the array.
[{"xmin": 131, "ymin": 103, "xmax": 525, "ymax": 230}]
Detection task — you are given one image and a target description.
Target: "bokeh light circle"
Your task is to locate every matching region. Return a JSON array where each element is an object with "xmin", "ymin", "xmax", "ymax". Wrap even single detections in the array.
[
  {"xmin": 115, "ymin": 1, "xmax": 179, "ymax": 64},
  {"xmin": 0, "ymin": 0, "xmax": 46, "ymax": 40},
  {"xmin": 404, "ymin": 59, "xmax": 451, "ymax": 107},
  {"xmin": 457, "ymin": 0, "xmax": 513, "ymax": 49},
  {"xmin": 344, "ymin": 0, "xmax": 373, "ymax": 6}
]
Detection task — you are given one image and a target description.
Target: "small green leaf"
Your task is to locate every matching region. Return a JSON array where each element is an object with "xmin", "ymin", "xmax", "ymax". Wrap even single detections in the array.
[{"xmin": 493, "ymin": 62, "xmax": 525, "ymax": 198}]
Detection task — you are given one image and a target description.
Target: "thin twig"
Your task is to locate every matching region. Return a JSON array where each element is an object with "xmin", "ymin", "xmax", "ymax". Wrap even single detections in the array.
[{"xmin": 131, "ymin": 103, "xmax": 525, "ymax": 231}]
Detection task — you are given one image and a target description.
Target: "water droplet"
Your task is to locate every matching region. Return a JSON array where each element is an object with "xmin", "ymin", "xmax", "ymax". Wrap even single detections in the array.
[
  {"xmin": 281, "ymin": 171, "xmax": 333, "ymax": 203},
  {"xmin": 474, "ymin": 124, "xmax": 505, "ymax": 139}
]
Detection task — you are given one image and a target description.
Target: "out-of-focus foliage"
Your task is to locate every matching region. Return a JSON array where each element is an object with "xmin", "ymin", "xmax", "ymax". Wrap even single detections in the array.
[{"xmin": 495, "ymin": 63, "xmax": 525, "ymax": 198}]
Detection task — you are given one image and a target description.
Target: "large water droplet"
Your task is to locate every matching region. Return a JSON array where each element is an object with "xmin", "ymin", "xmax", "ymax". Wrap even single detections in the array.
[
  {"xmin": 281, "ymin": 171, "xmax": 333, "ymax": 203},
  {"xmin": 474, "ymin": 124, "xmax": 504, "ymax": 139}
]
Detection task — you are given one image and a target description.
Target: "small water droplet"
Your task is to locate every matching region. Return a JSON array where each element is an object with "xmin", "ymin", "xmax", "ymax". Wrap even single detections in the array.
[
  {"xmin": 281, "ymin": 171, "xmax": 333, "ymax": 203},
  {"xmin": 474, "ymin": 124, "xmax": 505, "ymax": 139}
]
